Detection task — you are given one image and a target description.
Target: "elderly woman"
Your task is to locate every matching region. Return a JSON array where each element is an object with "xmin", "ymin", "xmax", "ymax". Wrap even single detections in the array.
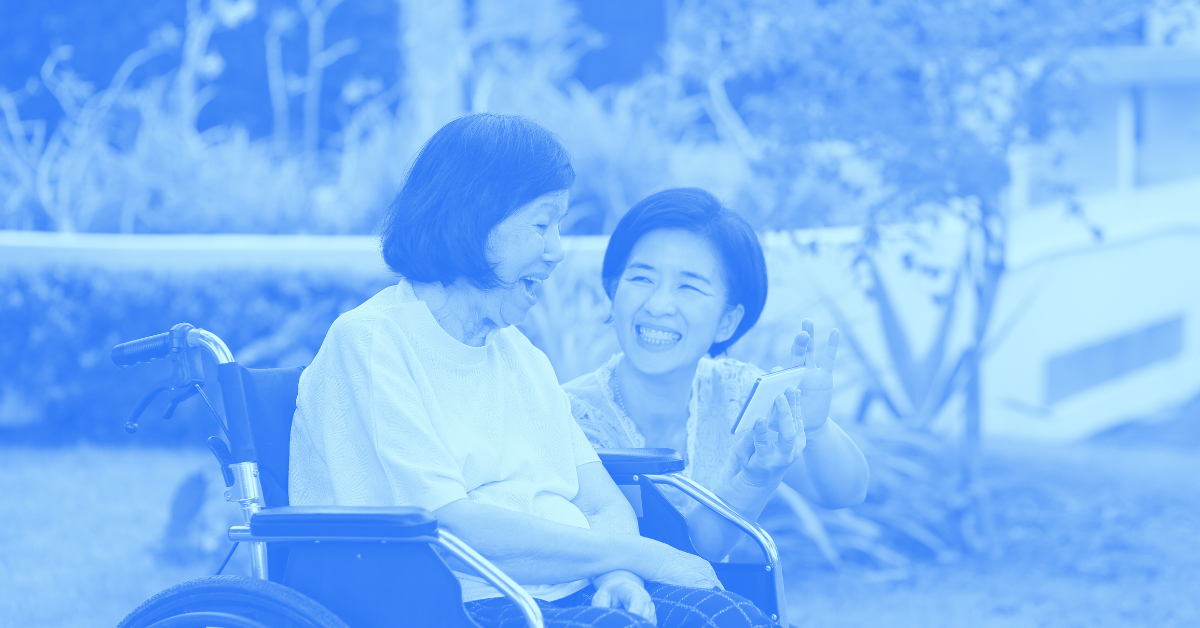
[
  {"xmin": 564, "ymin": 188, "xmax": 870, "ymax": 563},
  {"xmin": 289, "ymin": 116, "xmax": 777, "ymax": 628}
]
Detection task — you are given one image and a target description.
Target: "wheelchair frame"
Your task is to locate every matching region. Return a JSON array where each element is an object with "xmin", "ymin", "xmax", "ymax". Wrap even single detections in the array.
[{"xmin": 113, "ymin": 325, "xmax": 789, "ymax": 628}]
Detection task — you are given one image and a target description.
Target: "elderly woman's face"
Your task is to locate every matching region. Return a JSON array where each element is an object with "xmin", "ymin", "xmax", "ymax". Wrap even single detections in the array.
[
  {"xmin": 613, "ymin": 229, "xmax": 743, "ymax": 376},
  {"xmin": 484, "ymin": 190, "xmax": 569, "ymax": 327}
]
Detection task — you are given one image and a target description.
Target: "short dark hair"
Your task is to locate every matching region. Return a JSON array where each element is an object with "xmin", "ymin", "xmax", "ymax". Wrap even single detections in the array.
[
  {"xmin": 380, "ymin": 114, "xmax": 575, "ymax": 289},
  {"xmin": 602, "ymin": 188, "xmax": 768, "ymax": 356}
]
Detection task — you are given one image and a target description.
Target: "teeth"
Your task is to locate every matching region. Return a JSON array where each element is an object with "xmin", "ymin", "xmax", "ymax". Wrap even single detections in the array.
[
  {"xmin": 520, "ymin": 277, "xmax": 541, "ymax": 297},
  {"xmin": 637, "ymin": 326, "xmax": 681, "ymax": 345}
]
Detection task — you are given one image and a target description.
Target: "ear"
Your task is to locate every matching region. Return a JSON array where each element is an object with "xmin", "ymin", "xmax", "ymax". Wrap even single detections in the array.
[{"xmin": 714, "ymin": 303, "xmax": 745, "ymax": 343}]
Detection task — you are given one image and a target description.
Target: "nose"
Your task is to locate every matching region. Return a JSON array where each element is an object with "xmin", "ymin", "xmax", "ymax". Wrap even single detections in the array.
[
  {"xmin": 643, "ymin": 281, "xmax": 677, "ymax": 317},
  {"xmin": 542, "ymin": 223, "xmax": 566, "ymax": 265}
]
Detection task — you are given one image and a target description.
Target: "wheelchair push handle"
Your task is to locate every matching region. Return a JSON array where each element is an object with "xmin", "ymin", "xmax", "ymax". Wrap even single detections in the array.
[
  {"xmin": 111, "ymin": 331, "xmax": 171, "ymax": 366},
  {"xmin": 111, "ymin": 324, "xmax": 256, "ymax": 462}
]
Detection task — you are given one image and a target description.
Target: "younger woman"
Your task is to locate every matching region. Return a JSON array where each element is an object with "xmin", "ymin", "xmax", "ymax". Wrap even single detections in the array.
[{"xmin": 564, "ymin": 188, "xmax": 870, "ymax": 561}]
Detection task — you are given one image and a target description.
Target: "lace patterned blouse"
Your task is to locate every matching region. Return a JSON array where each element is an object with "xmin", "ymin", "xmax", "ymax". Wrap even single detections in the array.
[{"xmin": 562, "ymin": 353, "xmax": 764, "ymax": 514}]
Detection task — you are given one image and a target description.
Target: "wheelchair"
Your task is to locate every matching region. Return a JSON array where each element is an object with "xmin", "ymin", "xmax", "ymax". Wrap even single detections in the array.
[{"xmin": 111, "ymin": 324, "xmax": 790, "ymax": 628}]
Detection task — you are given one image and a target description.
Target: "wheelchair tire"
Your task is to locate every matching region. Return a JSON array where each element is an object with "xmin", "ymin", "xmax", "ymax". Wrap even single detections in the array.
[{"xmin": 118, "ymin": 575, "xmax": 351, "ymax": 628}]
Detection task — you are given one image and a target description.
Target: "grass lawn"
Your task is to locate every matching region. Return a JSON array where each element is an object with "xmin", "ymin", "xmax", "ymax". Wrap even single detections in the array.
[
  {"xmin": 2, "ymin": 437, "xmax": 1197, "ymax": 627},
  {"xmin": 790, "ymin": 440, "xmax": 1200, "ymax": 628},
  {"xmin": 0, "ymin": 447, "xmax": 228, "ymax": 628}
]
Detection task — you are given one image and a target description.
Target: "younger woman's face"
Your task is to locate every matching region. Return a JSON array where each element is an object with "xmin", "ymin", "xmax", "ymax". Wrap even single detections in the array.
[{"xmin": 612, "ymin": 229, "xmax": 744, "ymax": 376}]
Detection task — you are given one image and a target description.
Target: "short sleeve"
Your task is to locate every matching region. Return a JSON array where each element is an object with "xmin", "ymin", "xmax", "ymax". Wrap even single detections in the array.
[
  {"xmin": 568, "ymin": 406, "xmax": 602, "ymax": 467},
  {"xmin": 568, "ymin": 393, "xmax": 622, "ymax": 449}
]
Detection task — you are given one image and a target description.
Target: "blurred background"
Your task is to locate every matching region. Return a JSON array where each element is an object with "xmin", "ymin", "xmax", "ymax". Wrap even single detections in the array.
[{"xmin": 2, "ymin": 0, "xmax": 1199, "ymax": 626}]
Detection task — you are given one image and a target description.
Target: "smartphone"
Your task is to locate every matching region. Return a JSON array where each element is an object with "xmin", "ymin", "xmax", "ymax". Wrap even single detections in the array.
[{"xmin": 730, "ymin": 365, "xmax": 804, "ymax": 435}]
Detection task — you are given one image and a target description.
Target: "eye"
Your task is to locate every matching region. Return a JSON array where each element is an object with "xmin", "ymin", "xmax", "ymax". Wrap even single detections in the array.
[
  {"xmin": 625, "ymin": 275, "xmax": 651, "ymax": 284},
  {"xmin": 681, "ymin": 283, "xmax": 711, "ymax": 296}
]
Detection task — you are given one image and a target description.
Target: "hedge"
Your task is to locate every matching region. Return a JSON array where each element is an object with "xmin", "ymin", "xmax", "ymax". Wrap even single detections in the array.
[{"xmin": 1, "ymin": 265, "xmax": 394, "ymax": 445}]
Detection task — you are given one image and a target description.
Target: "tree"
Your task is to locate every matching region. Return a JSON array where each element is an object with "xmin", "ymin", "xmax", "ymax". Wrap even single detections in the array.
[{"xmin": 654, "ymin": 0, "xmax": 1156, "ymax": 547}]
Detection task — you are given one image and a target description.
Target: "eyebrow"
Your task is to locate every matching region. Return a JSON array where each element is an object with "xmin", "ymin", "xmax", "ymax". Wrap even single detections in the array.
[
  {"xmin": 626, "ymin": 262, "xmax": 712, "ymax": 285},
  {"xmin": 537, "ymin": 202, "xmax": 567, "ymax": 220}
]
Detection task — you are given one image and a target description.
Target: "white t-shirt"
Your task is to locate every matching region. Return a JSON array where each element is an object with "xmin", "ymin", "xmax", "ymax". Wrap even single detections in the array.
[{"xmin": 289, "ymin": 279, "xmax": 600, "ymax": 602}]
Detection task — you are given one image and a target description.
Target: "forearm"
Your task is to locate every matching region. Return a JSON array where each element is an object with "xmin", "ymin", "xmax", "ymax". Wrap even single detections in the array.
[
  {"xmin": 789, "ymin": 420, "xmax": 869, "ymax": 508},
  {"xmin": 435, "ymin": 499, "xmax": 665, "ymax": 584},
  {"xmin": 581, "ymin": 488, "xmax": 645, "ymax": 587},
  {"xmin": 684, "ymin": 472, "xmax": 779, "ymax": 562}
]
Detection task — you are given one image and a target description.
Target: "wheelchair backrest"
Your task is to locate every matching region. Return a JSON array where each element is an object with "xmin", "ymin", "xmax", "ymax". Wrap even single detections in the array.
[{"xmin": 238, "ymin": 365, "xmax": 305, "ymax": 509}]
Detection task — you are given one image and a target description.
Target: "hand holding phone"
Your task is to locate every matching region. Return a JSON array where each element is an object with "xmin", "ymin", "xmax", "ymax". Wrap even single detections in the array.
[{"xmin": 731, "ymin": 365, "xmax": 804, "ymax": 435}]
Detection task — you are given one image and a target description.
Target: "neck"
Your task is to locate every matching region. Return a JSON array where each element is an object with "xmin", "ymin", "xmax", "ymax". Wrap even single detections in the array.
[
  {"xmin": 411, "ymin": 279, "xmax": 497, "ymax": 347},
  {"xmin": 614, "ymin": 355, "xmax": 698, "ymax": 434}
]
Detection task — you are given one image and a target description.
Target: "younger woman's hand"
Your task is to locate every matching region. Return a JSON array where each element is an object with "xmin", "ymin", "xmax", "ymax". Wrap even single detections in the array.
[
  {"xmin": 793, "ymin": 319, "xmax": 840, "ymax": 433},
  {"xmin": 732, "ymin": 388, "xmax": 804, "ymax": 488}
]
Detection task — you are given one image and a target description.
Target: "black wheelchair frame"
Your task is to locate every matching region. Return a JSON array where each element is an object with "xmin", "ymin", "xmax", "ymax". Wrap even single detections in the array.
[{"xmin": 111, "ymin": 324, "xmax": 789, "ymax": 628}]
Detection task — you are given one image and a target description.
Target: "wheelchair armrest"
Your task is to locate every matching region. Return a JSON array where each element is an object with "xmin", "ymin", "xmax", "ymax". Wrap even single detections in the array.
[
  {"xmin": 247, "ymin": 506, "xmax": 437, "ymax": 539},
  {"xmin": 596, "ymin": 447, "xmax": 685, "ymax": 476},
  {"xmin": 237, "ymin": 506, "xmax": 545, "ymax": 628}
]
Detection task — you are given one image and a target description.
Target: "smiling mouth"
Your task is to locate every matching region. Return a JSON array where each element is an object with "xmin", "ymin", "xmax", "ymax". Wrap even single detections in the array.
[
  {"xmin": 519, "ymin": 276, "xmax": 544, "ymax": 298},
  {"xmin": 636, "ymin": 325, "xmax": 682, "ymax": 346}
]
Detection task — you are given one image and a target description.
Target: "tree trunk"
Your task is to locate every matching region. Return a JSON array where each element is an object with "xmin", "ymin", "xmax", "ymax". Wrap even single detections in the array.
[
  {"xmin": 960, "ymin": 197, "xmax": 1007, "ymax": 552},
  {"xmin": 396, "ymin": 0, "xmax": 468, "ymax": 141}
]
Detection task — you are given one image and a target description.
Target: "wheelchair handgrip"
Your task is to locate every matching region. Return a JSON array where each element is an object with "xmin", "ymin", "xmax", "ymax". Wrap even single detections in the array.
[{"xmin": 111, "ymin": 331, "xmax": 171, "ymax": 366}]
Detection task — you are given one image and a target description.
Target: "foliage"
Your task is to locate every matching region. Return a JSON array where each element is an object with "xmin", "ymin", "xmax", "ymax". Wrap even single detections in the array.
[
  {"xmin": 1, "ymin": 0, "xmax": 1189, "ymax": 576},
  {"xmin": 652, "ymin": 0, "xmax": 1167, "ymax": 562},
  {"xmin": 0, "ymin": 264, "xmax": 392, "ymax": 444}
]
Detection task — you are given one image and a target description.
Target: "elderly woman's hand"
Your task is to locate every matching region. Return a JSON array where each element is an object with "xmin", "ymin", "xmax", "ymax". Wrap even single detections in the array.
[
  {"xmin": 641, "ymin": 545, "xmax": 723, "ymax": 590},
  {"xmin": 592, "ymin": 571, "xmax": 656, "ymax": 624}
]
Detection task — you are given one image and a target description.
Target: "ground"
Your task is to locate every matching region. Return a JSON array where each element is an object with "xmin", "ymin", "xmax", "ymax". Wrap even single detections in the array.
[
  {"xmin": 789, "ymin": 439, "xmax": 1200, "ymax": 628},
  {"xmin": 1, "ymin": 435, "xmax": 1197, "ymax": 627}
]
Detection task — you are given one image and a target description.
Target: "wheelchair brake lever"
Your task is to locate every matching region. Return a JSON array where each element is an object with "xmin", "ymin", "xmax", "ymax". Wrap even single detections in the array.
[
  {"xmin": 125, "ymin": 385, "xmax": 169, "ymax": 434},
  {"xmin": 162, "ymin": 383, "xmax": 202, "ymax": 421}
]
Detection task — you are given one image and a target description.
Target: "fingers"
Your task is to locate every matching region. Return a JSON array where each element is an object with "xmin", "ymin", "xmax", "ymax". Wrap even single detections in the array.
[
  {"xmin": 802, "ymin": 319, "xmax": 816, "ymax": 367},
  {"xmin": 786, "ymin": 386, "xmax": 804, "ymax": 430},
  {"xmin": 591, "ymin": 587, "xmax": 611, "ymax": 608},
  {"xmin": 727, "ymin": 429, "xmax": 755, "ymax": 475},
  {"xmin": 791, "ymin": 331, "xmax": 810, "ymax": 367},
  {"xmin": 632, "ymin": 595, "xmax": 656, "ymax": 624},
  {"xmin": 780, "ymin": 388, "xmax": 799, "ymax": 441},
  {"xmin": 768, "ymin": 394, "xmax": 787, "ymax": 432},
  {"xmin": 819, "ymin": 328, "xmax": 841, "ymax": 371},
  {"xmin": 752, "ymin": 415, "xmax": 772, "ymax": 450}
]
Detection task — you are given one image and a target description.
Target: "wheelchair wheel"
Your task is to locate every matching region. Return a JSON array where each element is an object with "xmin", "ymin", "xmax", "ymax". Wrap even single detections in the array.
[{"xmin": 118, "ymin": 576, "xmax": 351, "ymax": 628}]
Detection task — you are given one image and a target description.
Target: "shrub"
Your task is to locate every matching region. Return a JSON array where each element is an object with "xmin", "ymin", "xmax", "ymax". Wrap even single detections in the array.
[{"xmin": 0, "ymin": 264, "xmax": 393, "ymax": 445}]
